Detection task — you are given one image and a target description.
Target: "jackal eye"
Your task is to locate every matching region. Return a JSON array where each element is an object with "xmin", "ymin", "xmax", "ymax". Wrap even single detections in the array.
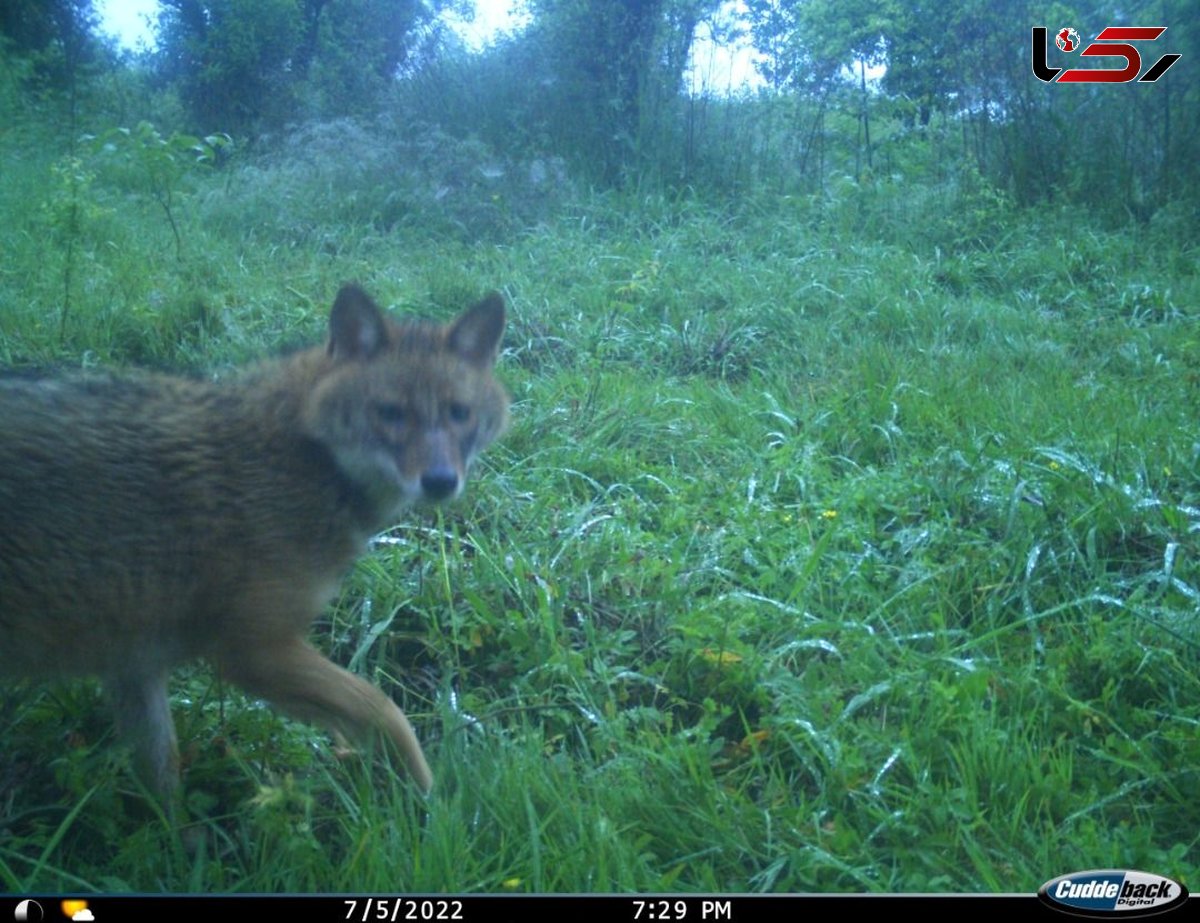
[
  {"xmin": 448, "ymin": 402, "xmax": 472, "ymax": 424},
  {"xmin": 374, "ymin": 402, "xmax": 408, "ymax": 426}
]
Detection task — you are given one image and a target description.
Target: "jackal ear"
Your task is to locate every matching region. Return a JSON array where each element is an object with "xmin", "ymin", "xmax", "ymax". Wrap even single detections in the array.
[
  {"xmin": 328, "ymin": 284, "xmax": 389, "ymax": 359},
  {"xmin": 448, "ymin": 292, "xmax": 505, "ymax": 367}
]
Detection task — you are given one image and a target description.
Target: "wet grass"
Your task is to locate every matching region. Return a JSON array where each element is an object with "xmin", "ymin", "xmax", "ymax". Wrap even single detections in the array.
[{"xmin": 1, "ymin": 121, "xmax": 1198, "ymax": 893}]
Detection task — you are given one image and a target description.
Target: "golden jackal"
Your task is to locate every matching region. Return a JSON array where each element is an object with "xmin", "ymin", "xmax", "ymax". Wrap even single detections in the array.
[{"xmin": 0, "ymin": 283, "xmax": 508, "ymax": 799}]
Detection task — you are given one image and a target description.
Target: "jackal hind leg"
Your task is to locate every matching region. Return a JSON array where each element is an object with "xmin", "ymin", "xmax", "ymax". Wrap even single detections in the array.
[{"xmin": 107, "ymin": 670, "xmax": 180, "ymax": 805}]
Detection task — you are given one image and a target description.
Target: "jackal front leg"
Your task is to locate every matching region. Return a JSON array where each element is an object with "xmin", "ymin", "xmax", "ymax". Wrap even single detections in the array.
[{"xmin": 219, "ymin": 638, "xmax": 433, "ymax": 794}]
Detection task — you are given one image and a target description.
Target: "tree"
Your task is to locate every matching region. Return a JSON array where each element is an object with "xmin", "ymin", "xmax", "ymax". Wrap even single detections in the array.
[
  {"xmin": 0, "ymin": 0, "xmax": 102, "ymax": 92},
  {"xmin": 154, "ymin": 0, "xmax": 450, "ymax": 133},
  {"xmin": 299, "ymin": 0, "xmax": 444, "ymax": 114},
  {"xmin": 524, "ymin": 0, "xmax": 722, "ymax": 184},
  {"xmin": 0, "ymin": 0, "xmax": 97, "ymax": 60},
  {"xmin": 156, "ymin": 0, "xmax": 301, "ymax": 132}
]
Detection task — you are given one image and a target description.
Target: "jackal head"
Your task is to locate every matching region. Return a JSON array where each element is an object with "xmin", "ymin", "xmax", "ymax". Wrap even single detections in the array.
[{"xmin": 302, "ymin": 284, "xmax": 508, "ymax": 521}]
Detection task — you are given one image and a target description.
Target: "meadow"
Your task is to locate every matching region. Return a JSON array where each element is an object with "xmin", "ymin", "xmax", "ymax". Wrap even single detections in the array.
[{"xmin": 1, "ymin": 117, "xmax": 1197, "ymax": 892}]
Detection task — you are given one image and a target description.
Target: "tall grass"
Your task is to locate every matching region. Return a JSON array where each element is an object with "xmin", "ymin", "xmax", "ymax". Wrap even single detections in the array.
[{"xmin": 1, "ymin": 117, "xmax": 1197, "ymax": 893}]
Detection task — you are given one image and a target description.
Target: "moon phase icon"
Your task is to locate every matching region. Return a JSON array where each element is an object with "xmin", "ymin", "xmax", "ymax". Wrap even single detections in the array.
[{"xmin": 15, "ymin": 900, "xmax": 44, "ymax": 922}]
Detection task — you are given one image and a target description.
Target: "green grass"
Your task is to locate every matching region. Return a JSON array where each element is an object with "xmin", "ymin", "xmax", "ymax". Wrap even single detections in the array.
[{"xmin": 1, "ymin": 118, "xmax": 1197, "ymax": 893}]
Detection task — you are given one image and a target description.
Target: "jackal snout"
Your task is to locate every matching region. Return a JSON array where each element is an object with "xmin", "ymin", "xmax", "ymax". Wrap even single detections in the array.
[{"xmin": 417, "ymin": 431, "xmax": 467, "ymax": 501}]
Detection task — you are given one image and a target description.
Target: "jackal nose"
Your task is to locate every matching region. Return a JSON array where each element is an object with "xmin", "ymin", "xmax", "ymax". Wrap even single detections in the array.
[{"xmin": 420, "ymin": 466, "xmax": 460, "ymax": 501}]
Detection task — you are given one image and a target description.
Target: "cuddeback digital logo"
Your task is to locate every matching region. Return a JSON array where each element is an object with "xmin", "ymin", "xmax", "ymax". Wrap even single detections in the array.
[
  {"xmin": 1032, "ymin": 26, "xmax": 1182, "ymax": 83},
  {"xmin": 1038, "ymin": 869, "xmax": 1189, "ymax": 917}
]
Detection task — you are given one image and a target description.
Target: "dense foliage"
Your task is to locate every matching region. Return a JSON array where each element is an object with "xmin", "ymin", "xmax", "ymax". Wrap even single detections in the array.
[{"xmin": 3, "ymin": 0, "xmax": 1197, "ymax": 212}]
